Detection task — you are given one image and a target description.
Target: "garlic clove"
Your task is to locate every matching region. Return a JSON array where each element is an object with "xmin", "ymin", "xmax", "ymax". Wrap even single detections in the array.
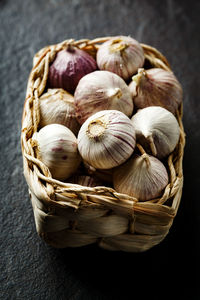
[
  {"xmin": 74, "ymin": 70, "xmax": 133, "ymax": 124},
  {"xmin": 113, "ymin": 153, "xmax": 169, "ymax": 201},
  {"xmin": 78, "ymin": 110, "xmax": 136, "ymax": 169},
  {"xmin": 131, "ymin": 106, "xmax": 180, "ymax": 158},
  {"xmin": 48, "ymin": 44, "xmax": 97, "ymax": 93},
  {"xmin": 97, "ymin": 36, "xmax": 145, "ymax": 81},
  {"xmin": 129, "ymin": 68, "xmax": 183, "ymax": 114},
  {"xmin": 39, "ymin": 88, "xmax": 80, "ymax": 135},
  {"xmin": 33, "ymin": 124, "xmax": 81, "ymax": 180}
]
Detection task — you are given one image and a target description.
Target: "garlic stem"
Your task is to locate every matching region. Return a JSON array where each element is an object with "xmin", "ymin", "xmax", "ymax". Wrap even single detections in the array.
[
  {"xmin": 142, "ymin": 153, "xmax": 151, "ymax": 168},
  {"xmin": 147, "ymin": 134, "xmax": 157, "ymax": 156},
  {"xmin": 66, "ymin": 43, "xmax": 75, "ymax": 52},
  {"xmin": 107, "ymin": 87, "xmax": 122, "ymax": 99},
  {"xmin": 132, "ymin": 68, "xmax": 146, "ymax": 85},
  {"xmin": 109, "ymin": 39, "xmax": 129, "ymax": 53},
  {"xmin": 136, "ymin": 143, "xmax": 146, "ymax": 155}
]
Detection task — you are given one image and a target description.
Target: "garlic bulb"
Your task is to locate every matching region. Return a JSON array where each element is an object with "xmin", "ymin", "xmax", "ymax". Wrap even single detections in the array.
[
  {"xmin": 131, "ymin": 106, "xmax": 180, "ymax": 158},
  {"xmin": 39, "ymin": 88, "xmax": 80, "ymax": 135},
  {"xmin": 129, "ymin": 68, "xmax": 183, "ymax": 114},
  {"xmin": 48, "ymin": 44, "xmax": 97, "ymax": 93},
  {"xmin": 74, "ymin": 70, "xmax": 133, "ymax": 124},
  {"xmin": 69, "ymin": 175, "xmax": 103, "ymax": 187},
  {"xmin": 113, "ymin": 153, "xmax": 169, "ymax": 201},
  {"xmin": 33, "ymin": 124, "xmax": 81, "ymax": 180},
  {"xmin": 78, "ymin": 110, "xmax": 136, "ymax": 169},
  {"xmin": 97, "ymin": 36, "xmax": 145, "ymax": 81}
]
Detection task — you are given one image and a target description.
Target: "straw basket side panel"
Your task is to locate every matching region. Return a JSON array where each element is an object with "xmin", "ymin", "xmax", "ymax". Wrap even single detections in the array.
[
  {"xmin": 28, "ymin": 165, "xmax": 183, "ymax": 251},
  {"xmin": 52, "ymin": 201, "xmax": 110, "ymax": 222},
  {"xmin": 76, "ymin": 214, "xmax": 129, "ymax": 237},
  {"xmin": 30, "ymin": 187, "xmax": 176, "ymax": 251},
  {"xmin": 42, "ymin": 229, "xmax": 98, "ymax": 249},
  {"xmin": 99, "ymin": 232, "xmax": 168, "ymax": 252},
  {"xmin": 30, "ymin": 191, "xmax": 71, "ymax": 234},
  {"xmin": 31, "ymin": 190, "xmax": 130, "ymax": 239}
]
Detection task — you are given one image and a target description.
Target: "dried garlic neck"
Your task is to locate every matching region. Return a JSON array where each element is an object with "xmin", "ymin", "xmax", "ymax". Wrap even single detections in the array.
[
  {"xmin": 141, "ymin": 153, "xmax": 151, "ymax": 168},
  {"xmin": 109, "ymin": 39, "xmax": 129, "ymax": 53},
  {"xmin": 147, "ymin": 134, "xmax": 157, "ymax": 156},
  {"xmin": 136, "ymin": 143, "xmax": 146, "ymax": 155},
  {"xmin": 66, "ymin": 43, "xmax": 75, "ymax": 53},
  {"xmin": 132, "ymin": 68, "xmax": 147, "ymax": 86},
  {"xmin": 107, "ymin": 87, "xmax": 122, "ymax": 99},
  {"xmin": 87, "ymin": 118, "xmax": 107, "ymax": 140}
]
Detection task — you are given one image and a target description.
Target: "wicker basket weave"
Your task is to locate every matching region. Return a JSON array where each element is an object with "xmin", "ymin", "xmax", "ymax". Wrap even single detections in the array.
[{"xmin": 21, "ymin": 37, "xmax": 185, "ymax": 252}]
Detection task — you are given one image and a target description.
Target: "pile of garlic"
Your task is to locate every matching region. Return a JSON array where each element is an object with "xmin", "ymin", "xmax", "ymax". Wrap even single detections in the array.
[{"xmin": 32, "ymin": 35, "xmax": 182, "ymax": 201}]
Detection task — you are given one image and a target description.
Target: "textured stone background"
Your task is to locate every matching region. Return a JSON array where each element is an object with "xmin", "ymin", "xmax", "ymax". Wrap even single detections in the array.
[{"xmin": 0, "ymin": 0, "xmax": 199, "ymax": 299}]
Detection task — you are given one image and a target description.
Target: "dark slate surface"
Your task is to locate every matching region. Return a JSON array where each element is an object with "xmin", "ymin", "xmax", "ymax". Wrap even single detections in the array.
[{"xmin": 0, "ymin": 0, "xmax": 199, "ymax": 299}]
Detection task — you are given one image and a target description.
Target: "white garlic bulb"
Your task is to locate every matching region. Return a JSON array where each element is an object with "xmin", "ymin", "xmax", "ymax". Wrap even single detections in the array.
[
  {"xmin": 74, "ymin": 70, "xmax": 133, "ymax": 124},
  {"xmin": 113, "ymin": 153, "xmax": 169, "ymax": 201},
  {"xmin": 33, "ymin": 124, "xmax": 81, "ymax": 180},
  {"xmin": 78, "ymin": 110, "xmax": 136, "ymax": 169},
  {"xmin": 97, "ymin": 36, "xmax": 145, "ymax": 80},
  {"xmin": 129, "ymin": 68, "xmax": 183, "ymax": 114},
  {"xmin": 131, "ymin": 106, "xmax": 180, "ymax": 158},
  {"xmin": 39, "ymin": 88, "xmax": 80, "ymax": 135}
]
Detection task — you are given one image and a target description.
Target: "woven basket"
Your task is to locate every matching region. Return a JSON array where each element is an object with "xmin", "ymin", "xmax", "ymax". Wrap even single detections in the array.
[{"xmin": 21, "ymin": 37, "xmax": 185, "ymax": 252}]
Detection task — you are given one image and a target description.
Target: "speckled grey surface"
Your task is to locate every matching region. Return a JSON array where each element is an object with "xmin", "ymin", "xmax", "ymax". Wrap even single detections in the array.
[{"xmin": 0, "ymin": 0, "xmax": 199, "ymax": 299}]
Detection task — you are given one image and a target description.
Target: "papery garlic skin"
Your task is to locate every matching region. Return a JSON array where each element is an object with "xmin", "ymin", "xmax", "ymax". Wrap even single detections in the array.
[
  {"xmin": 33, "ymin": 124, "xmax": 81, "ymax": 180},
  {"xmin": 39, "ymin": 89, "xmax": 80, "ymax": 135},
  {"xmin": 113, "ymin": 154, "xmax": 169, "ymax": 201},
  {"xmin": 78, "ymin": 110, "xmax": 136, "ymax": 169},
  {"xmin": 129, "ymin": 68, "xmax": 183, "ymax": 114},
  {"xmin": 97, "ymin": 36, "xmax": 144, "ymax": 81},
  {"xmin": 74, "ymin": 70, "xmax": 133, "ymax": 124},
  {"xmin": 131, "ymin": 106, "xmax": 180, "ymax": 158},
  {"xmin": 48, "ymin": 45, "xmax": 97, "ymax": 93}
]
